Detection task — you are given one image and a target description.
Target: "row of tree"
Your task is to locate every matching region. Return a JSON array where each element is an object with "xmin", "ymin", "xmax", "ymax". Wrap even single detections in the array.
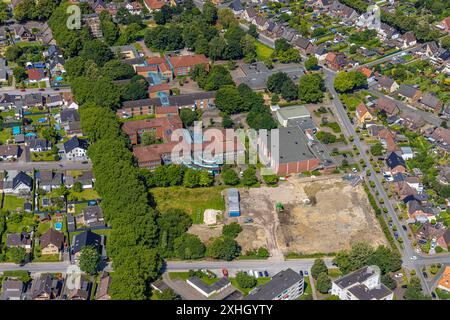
[{"xmin": 140, "ymin": 164, "xmax": 213, "ymax": 188}]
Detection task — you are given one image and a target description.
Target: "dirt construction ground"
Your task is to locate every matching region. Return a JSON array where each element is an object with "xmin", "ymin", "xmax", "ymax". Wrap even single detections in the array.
[
  {"xmin": 238, "ymin": 176, "xmax": 387, "ymax": 257},
  {"xmin": 188, "ymin": 175, "xmax": 387, "ymax": 258}
]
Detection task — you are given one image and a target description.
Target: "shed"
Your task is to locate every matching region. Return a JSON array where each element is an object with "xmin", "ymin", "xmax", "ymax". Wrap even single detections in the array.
[{"xmin": 227, "ymin": 188, "xmax": 240, "ymax": 217}]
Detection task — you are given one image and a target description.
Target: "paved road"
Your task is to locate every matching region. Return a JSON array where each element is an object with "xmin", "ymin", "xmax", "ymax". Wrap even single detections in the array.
[
  {"xmin": 324, "ymin": 69, "xmax": 450, "ymax": 295},
  {"xmin": 0, "ymin": 160, "xmax": 92, "ymax": 171},
  {"xmin": 0, "ymin": 88, "xmax": 71, "ymax": 95},
  {"xmin": 368, "ymin": 87, "xmax": 442, "ymax": 127},
  {"xmin": 164, "ymin": 258, "xmax": 334, "ymax": 275}
]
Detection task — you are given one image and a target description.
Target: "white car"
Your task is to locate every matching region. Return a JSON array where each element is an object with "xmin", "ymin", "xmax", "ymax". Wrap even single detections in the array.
[
  {"xmin": 394, "ymin": 273, "xmax": 403, "ymax": 278},
  {"xmin": 410, "ymin": 256, "xmax": 417, "ymax": 260}
]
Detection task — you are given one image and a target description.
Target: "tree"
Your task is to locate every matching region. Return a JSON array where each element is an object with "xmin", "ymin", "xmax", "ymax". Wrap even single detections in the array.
[
  {"xmin": 79, "ymin": 246, "xmax": 101, "ymax": 275},
  {"xmin": 215, "ymin": 86, "xmax": 243, "ymax": 114},
  {"xmin": 277, "ymin": 48, "xmax": 301, "ymax": 63},
  {"xmin": 205, "ymin": 65, "xmax": 234, "ymax": 91},
  {"xmin": 311, "ymin": 259, "xmax": 328, "ymax": 280},
  {"xmin": 72, "ymin": 182, "xmax": 83, "ymax": 193},
  {"xmin": 206, "ymin": 237, "xmax": 241, "ymax": 261},
  {"xmin": 156, "ymin": 288, "xmax": 178, "ymax": 300},
  {"xmin": 305, "ymin": 56, "xmax": 318, "ymax": 71},
  {"xmin": 218, "ymin": 8, "xmax": 235, "ymax": 29},
  {"xmin": 298, "ymin": 74, "xmax": 324, "ymax": 103},
  {"xmin": 241, "ymin": 34, "xmax": 257, "ymax": 62},
  {"xmin": 198, "ymin": 170, "xmax": 213, "ymax": 187},
  {"xmin": 381, "ymin": 274, "xmax": 396, "ymax": 290},
  {"xmin": 202, "ymin": 0, "xmax": 218, "ymax": 25},
  {"xmin": 242, "ymin": 167, "xmax": 258, "ymax": 186},
  {"xmin": 366, "ymin": 245, "xmax": 401, "ymax": 274},
  {"xmin": 222, "ymin": 222, "xmax": 242, "ymax": 238},
  {"xmin": 102, "ymin": 60, "xmax": 135, "ymax": 80},
  {"xmin": 80, "ymin": 40, "xmax": 114, "ymax": 67},
  {"xmin": 267, "ymin": 72, "xmax": 290, "ymax": 93},
  {"xmin": 280, "ymin": 79, "xmax": 298, "ymax": 101},
  {"xmin": 100, "ymin": 12, "xmax": 120, "ymax": 45},
  {"xmin": 221, "ymin": 114, "xmax": 234, "ymax": 128},
  {"xmin": 180, "ymin": 108, "xmax": 198, "ymax": 127},
  {"xmin": 275, "ymin": 39, "xmax": 292, "ymax": 53},
  {"xmin": 334, "ymin": 71, "xmax": 367, "ymax": 93},
  {"xmin": 122, "ymin": 75, "xmax": 149, "ymax": 101},
  {"xmin": 141, "ymin": 131, "xmax": 160, "ymax": 145},
  {"xmin": 441, "ymin": 36, "xmax": 450, "ymax": 50},
  {"xmin": 248, "ymin": 24, "xmax": 258, "ymax": 38},
  {"xmin": 9, "ymin": 247, "xmax": 27, "ymax": 265},
  {"xmin": 370, "ymin": 142, "xmax": 384, "ymax": 156},
  {"xmin": 5, "ymin": 46, "xmax": 23, "ymax": 62},
  {"xmin": 13, "ymin": 67, "xmax": 27, "ymax": 83},
  {"xmin": 316, "ymin": 272, "xmax": 332, "ymax": 294},
  {"xmin": 183, "ymin": 169, "xmax": 200, "ymax": 188},
  {"xmin": 0, "ymin": 2, "xmax": 9, "ymax": 23},
  {"xmin": 235, "ymin": 271, "xmax": 257, "ymax": 288},
  {"xmin": 174, "ymin": 233, "xmax": 206, "ymax": 259},
  {"xmin": 157, "ymin": 209, "xmax": 192, "ymax": 257},
  {"xmin": 316, "ymin": 131, "xmax": 336, "ymax": 144},
  {"xmin": 404, "ymin": 276, "xmax": 431, "ymax": 300},
  {"xmin": 221, "ymin": 168, "xmax": 239, "ymax": 185}
]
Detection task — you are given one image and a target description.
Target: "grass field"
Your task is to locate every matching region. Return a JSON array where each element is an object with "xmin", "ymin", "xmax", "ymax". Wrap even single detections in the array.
[
  {"xmin": 2, "ymin": 195, "xmax": 26, "ymax": 213},
  {"xmin": 68, "ymin": 189, "xmax": 100, "ymax": 201},
  {"xmin": 298, "ymin": 276, "xmax": 313, "ymax": 300},
  {"xmin": 151, "ymin": 186, "xmax": 226, "ymax": 224},
  {"xmin": 255, "ymin": 41, "xmax": 274, "ymax": 61}
]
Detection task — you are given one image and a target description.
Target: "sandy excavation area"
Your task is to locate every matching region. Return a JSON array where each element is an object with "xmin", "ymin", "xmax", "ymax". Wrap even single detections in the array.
[
  {"xmin": 188, "ymin": 176, "xmax": 387, "ymax": 257},
  {"xmin": 239, "ymin": 176, "xmax": 388, "ymax": 256}
]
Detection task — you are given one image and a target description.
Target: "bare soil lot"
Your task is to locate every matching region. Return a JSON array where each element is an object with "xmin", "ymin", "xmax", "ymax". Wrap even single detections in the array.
[
  {"xmin": 239, "ymin": 176, "xmax": 387, "ymax": 256},
  {"xmin": 188, "ymin": 176, "xmax": 387, "ymax": 257}
]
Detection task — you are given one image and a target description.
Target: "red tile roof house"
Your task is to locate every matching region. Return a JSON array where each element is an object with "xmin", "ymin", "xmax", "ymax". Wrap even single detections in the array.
[
  {"xmin": 27, "ymin": 68, "xmax": 48, "ymax": 83},
  {"xmin": 143, "ymin": 0, "xmax": 167, "ymax": 12},
  {"xmin": 376, "ymin": 97, "xmax": 399, "ymax": 115},
  {"xmin": 440, "ymin": 17, "xmax": 450, "ymax": 33},
  {"xmin": 431, "ymin": 127, "xmax": 450, "ymax": 146},
  {"xmin": 121, "ymin": 115, "xmax": 183, "ymax": 145},
  {"xmin": 325, "ymin": 52, "xmax": 346, "ymax": 71},
  {"xmin": 133, "ymin": 130, "xmax": 246, "ymax": 170},
  {"xmin": 148, "ymin": 83, "xmax": 170, "ymax": 98},
  {"xmin": 166, "ymin": 54, "xmax": 210, "ymax": 78},
  {"xmin": 437, "ymin": 229, "xmax": 450, "ymax": 251}
]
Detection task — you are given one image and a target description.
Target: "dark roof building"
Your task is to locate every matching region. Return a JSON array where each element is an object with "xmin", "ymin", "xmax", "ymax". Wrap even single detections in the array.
[
  {"xmin": 245, "ymin": 269, "xmax": 304, "ymax": 300},
  {"xmin": 71, "ymin": 230, "xmax": 103, "ymax": 255}
]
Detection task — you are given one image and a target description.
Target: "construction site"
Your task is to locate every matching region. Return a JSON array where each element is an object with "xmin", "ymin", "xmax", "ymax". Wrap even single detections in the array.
[{"xmin": 190, "ymin": 175, "xmax": 388, "ymax": 258}]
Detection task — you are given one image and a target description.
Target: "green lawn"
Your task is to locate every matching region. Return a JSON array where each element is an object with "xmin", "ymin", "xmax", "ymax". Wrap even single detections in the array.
[
  {"xmin": 168, "ymin": 271, "xmax": 220, "ymax": 286},
  {"xmin": 435, "ymin": 288, "xmax": 450, "ymax": 300},
  {"xmin": 68, "ymin": 189, "xmax": 100, "ymax": 201},
  {"xmin": 229, "ymin": 277, "xmax": 271, "ymax": 296},
  {"xmin": 5, "ymin": 213, "xmax": 37, "ymax": 233},
  {"xmin": 151, "ymin": 186, "xmax": 226, "ymax": 224},
  {"xmin": 2, "ymin": 195, "xmax": 26, "ymax": 213},
  {"xmin": 119, "ymin": 114, "xmax": 156, "ymax": 122},
  {"xmin": 31, "ymin": 151, "xmax": 58, "ymax": 162},
  {"xmin": 0, "ymin": 128, "xmax": 13, "ymax": 144},
  {"xmin": 254, "ymin": 40, "xmax": 274, "ymax": 61},
  {"xmin": 298, "ymin": 276, "xmax": 313, "ymax": 300},
  {"xmin": 36, "ymin": 221, "xmax": 51, "ymax": 235}
]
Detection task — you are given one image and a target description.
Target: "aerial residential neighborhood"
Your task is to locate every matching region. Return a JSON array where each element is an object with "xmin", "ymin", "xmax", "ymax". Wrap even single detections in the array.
[{"xmin": 0, "ymin": 0, "xmax": 448, "ymax": 307}]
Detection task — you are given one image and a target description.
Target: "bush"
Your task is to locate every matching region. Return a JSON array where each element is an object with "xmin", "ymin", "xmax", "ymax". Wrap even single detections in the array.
[
  {"xmin": 311, "ymin": 259, "xmax": 328, "ymax": 280},
  {"xmin": 235, "ymin": 271, "xmax": 257, "ymax": 288},
  {"xmin": 316, "ymin": 272, "xmax": 331, "ymax": 294},
  {"xmin": 222, "ymin": 222, "xmax": 242, "ymax": 238}
]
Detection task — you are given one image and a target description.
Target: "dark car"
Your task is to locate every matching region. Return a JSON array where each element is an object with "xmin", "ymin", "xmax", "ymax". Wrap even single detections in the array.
[
  {"xmin": 38, "ymin": 88, "xmax": 45, "ymax": 91},
  {"xmin": 263, "ymin": 271, "xmax": 269, "ymax": 277},
  {"xmin": 431, "ymin": 292, "xmax": 436, "ymax": 299},
  {"xmin": 401, "ymin": 284, "xmax": 408, "ymax": 289},
  {"xmin": 402, "ymin": 225, "xmax": 407, "ymax": 231},
  {"xmin": 422, "ymin": 272, "xmax": 428, "ymax": 278},
  {"xmin": 54, "ymin": 88, "xmax": 60, "ymax": 91},
  {"xmin": 299, "ymin": 270, "xmax": 304, "ymax": 276}
]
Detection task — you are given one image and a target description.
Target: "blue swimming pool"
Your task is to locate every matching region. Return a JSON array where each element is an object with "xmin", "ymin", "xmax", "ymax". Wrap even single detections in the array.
[
  {"xmin": 54, "ymin": 222, "xmax": 63, "ymax": 231},
  {"xmin": 25, "ymin": 133, "xmax": 36, "ymax": 137},
  {"xmin": 12, "ymin": 126, "xmax": 21, "ymax": 135},
  {"xmin": 55, "ymin": 76, "xmax": 63, "ymax": 81}
]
